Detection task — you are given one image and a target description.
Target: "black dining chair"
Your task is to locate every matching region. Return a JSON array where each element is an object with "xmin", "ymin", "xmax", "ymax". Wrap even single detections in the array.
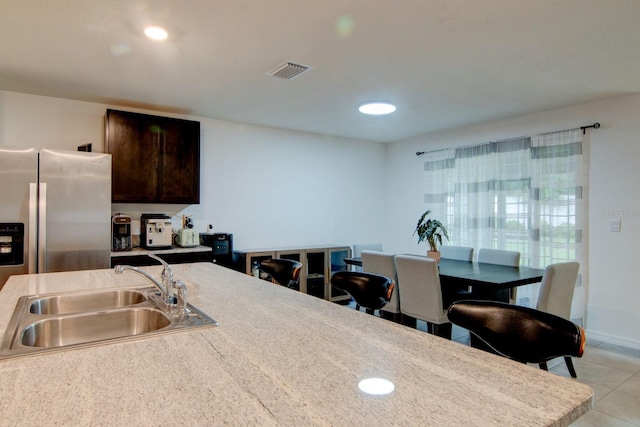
[
  {"xmin": 331, "ymin": 271, "xmax": 395, "ymax": 315},
  {"xmin": 259, "ymin": 258, "xmax": 302, "ymax": 289},
  {"xmin": 447, "ymin": 300, "xmax": 585, "ymax": 372}
]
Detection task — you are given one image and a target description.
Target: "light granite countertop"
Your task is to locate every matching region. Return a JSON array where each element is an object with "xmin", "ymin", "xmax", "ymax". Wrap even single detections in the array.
[{"xmin": 0, "ymin": 263, "xmax": 593, "ymax": 426}]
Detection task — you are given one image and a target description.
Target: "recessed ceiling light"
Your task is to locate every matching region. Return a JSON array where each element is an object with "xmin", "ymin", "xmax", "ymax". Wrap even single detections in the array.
[
  {"xmin": 359, "ymin": 102, "xmax": 397, "ymax": 115},
  {"xmin": 144, "ymin": 26, "xmax": 168, "ymax": 41}
]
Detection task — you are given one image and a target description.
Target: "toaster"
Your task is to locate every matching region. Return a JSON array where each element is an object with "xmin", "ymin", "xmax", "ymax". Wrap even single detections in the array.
[{"xmin": 175, "ymin": 228, "xmax": 199, "ymax": 247}]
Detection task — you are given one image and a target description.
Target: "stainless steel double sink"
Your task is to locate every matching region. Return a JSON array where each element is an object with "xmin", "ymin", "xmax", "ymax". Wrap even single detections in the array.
[{"xmin": 0, "ymin": 286, "xmax": 218, "ymax": 360}]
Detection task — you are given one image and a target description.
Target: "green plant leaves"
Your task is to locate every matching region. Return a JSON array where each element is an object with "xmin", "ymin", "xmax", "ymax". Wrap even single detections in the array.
[{"xmin": 413, "ymin": 210, "xmax": 449, "ymax": 251}]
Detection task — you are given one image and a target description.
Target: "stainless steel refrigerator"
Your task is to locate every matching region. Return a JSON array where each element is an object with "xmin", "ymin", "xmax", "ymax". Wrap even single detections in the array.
[{"xmin": 0, "ymin": 147, "xmax": 112, "ymax": 289}]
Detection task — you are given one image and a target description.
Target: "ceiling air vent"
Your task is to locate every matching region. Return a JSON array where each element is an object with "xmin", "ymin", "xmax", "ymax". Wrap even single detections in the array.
[{"xmin": 266, "ymin": 61, "xmax": 312, "ymax": 80}]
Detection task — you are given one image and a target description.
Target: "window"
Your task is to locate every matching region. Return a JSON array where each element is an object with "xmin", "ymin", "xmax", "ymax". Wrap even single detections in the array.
[{"xmin": 422, "ymin": 129, "xmax": 586, "ymax": 320}]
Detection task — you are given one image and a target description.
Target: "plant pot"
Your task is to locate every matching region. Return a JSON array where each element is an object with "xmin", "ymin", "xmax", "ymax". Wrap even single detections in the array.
[{"xmin": 427, "ymin": 250, "xmax": 441, "ymax": 263}]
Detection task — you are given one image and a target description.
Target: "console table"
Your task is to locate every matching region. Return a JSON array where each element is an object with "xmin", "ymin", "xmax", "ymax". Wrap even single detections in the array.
[{"xmin": 234, "ymin": 245, "xmax": 351, "ymax": 302}]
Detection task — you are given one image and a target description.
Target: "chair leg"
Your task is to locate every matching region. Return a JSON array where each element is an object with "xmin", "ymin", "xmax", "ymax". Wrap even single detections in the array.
[
  {"xmin": 432, "ymin": 322, "xmax": 453, "ymax": 340},
  {"xmin": 427, "ymin": 322, "xmax": 433, "ymax": 335},
  {"xmin": 564, "ymin": 356, "xmax": 577, "ymax": 378},
  {"xmin": 400, "ymin": 314, "xmax": 417, "ymax": 328},
  {"xmin": 539, "ymin": 362, "xmax": 548, "ymax": 371},
  {"xmin": 380, "ymin": 311, "xmax": 401, "ymax": 323}
]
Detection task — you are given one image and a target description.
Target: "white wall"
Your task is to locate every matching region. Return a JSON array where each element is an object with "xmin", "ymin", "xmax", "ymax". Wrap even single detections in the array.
[
  {"xmin": 386, "ymin": 93, "xmax": 640, "ymax": 349},
  {"xmin": 0, "ymin": 90, "xmax": 387, "ymax": 251},
  {"xmin": 3, "ymin": 89, "xmax": 639, "ymax": 348}
]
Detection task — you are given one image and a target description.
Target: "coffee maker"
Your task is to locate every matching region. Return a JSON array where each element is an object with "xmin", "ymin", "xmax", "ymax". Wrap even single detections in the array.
[
  {"xmin": 111, "ymin": 214, "xmax": 132, "ymax": 251},
  {"xmin": 141, "ymin": 213, "xmax": 172, "ymax": 249}
]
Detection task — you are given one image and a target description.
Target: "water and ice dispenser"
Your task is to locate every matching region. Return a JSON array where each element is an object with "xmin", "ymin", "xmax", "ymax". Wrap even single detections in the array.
[{"xmin": 0, "ymin": 223, "xmax": 24, "ymax": 266}]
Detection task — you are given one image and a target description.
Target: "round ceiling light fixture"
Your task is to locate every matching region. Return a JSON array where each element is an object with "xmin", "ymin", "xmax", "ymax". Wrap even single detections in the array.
[
  {"xmin": 358, "ymin": 102, "xmax": 397, "ymax": 115},
  {"xmin": 144, "ymin": 26, "xmax": 168, "ymax": 41}
]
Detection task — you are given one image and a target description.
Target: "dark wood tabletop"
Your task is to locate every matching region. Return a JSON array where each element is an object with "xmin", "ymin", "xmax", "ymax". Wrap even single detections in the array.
[
  {"xmin": 343, "ymin": 256, "xmax": 544, "ymax": 291},
  {"xmin": 437, "ymin": 258, "xmax": 544, "ymax": 290}
]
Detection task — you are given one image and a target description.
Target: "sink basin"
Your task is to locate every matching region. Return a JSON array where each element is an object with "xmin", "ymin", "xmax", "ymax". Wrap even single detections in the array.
[
  {"xmin": 21, "ymin": 307, "xmax": 170, "ymax": 348},
  {"xmin": 0, "ymin": 286, "xmax": 218, "ymax": 360},
  {"xmin": 29, "ymin": 289, "xmax": 148, "ymax": 315}
]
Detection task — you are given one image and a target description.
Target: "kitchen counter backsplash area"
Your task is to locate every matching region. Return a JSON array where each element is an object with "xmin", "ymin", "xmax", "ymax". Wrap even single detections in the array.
[{"xmin": 110, "ymin": 245, "xmax": 212, "ymax": 257}]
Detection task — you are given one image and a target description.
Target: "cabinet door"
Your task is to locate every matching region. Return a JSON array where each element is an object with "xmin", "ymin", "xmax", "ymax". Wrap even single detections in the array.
[
  {"xmin": 106, "ymin": 109, "xmax": 200, "ymax": 204},
  {"xmin": 305, "ymin": 250, "xmax": 326, "ymax": 299},
  {"xmin": 275, "ymin": 250, "xmax": 304, "ymax": 292},
  {"xmin": 329, "ymin": 247, "xmax": 352, "ymax": 302},
  {"xmin": 106, "ymin": 110, "xmax": 159, "ymax": 202},
  {"xmin": 158, "ymin": 118, "xmax": 200, "ymax": 203}
]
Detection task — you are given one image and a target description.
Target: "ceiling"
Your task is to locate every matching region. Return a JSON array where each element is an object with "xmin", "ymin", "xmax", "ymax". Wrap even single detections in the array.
[{"xmin": 2, "ymin": 1, "xmax": 640, "ymax": 143}]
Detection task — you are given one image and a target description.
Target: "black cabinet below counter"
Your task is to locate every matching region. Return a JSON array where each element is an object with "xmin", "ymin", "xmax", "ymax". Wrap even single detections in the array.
[{"xmin": 110, "ymin": 246, "xmax": 213, "ymax": 268}]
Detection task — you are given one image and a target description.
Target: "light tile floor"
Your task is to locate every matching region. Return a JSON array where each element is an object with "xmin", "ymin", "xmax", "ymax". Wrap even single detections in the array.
[
  {"xmin": 350, "ymin": 302, "xmax": 640, "ymax": 426},
  {"xmin": 451, "ymin": 323, "xmax": 640, "ymax": 426}
]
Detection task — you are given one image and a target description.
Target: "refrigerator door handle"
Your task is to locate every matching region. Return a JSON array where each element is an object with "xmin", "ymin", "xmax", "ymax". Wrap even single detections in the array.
[
  {"xmin": 38, "ymin": 183, "xmax": 47, "ymax": 273},
  {"xmin": 28, "ymin": 183, "xmax": 38, "ymax": 274}
]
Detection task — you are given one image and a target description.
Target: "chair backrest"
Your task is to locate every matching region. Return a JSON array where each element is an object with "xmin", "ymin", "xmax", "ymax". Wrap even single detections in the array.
[
  {"xmin": 447, "ymin": 300, "xmax": 585, "ymax": 364},
  {"xmin": 536, "ymin": 262, "xmax": 580, "ymax": 319},
  {"xmin": 477, "ymin": 248, "xmax": 520, "ymax": 267},
  {"xmin": 259, "ymin": 258, "xmax": 302, "ymax": 288},
  {"xmin": 353, "ymin": 243, "xmax": 383, "ymax": 257},
  {"xmin": 439, "ymin": 245, "xmax": 474, "ymax": 262},
  {"xmin": 395, "ymin": 254, "xmax": 447, "ymax": 324},
  {"xmin": 361, "ymin": 250, "xmax": 399, "ymax": 313},
  {"xmin": 330, "ymin": 271, "xmax": 394, "ymax": 310}
]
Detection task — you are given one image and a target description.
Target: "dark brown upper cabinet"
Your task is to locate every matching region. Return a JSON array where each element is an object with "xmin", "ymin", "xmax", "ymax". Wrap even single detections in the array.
[{"xmin": 105, "ymin": 109, "xmax": 200, "ymax": 204}]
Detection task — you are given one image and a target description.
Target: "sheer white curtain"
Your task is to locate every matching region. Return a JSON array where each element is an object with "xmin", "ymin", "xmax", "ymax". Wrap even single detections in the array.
[
  {"xmin": 423, "ymin": 148, "xmax": 455, "ymax": 227},
  {"xmin": 421, "ymin": 129, "xmax": 586, "ymax": 322},
  {"xmin": 530, "ymin": 129, "xmax": 586, "ymax": 321}
]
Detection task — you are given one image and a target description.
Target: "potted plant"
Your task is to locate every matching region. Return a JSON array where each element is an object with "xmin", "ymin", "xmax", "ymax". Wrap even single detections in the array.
[{"xmin": 413, "ymin": 210, "xmax": 449, "ymax": 263}]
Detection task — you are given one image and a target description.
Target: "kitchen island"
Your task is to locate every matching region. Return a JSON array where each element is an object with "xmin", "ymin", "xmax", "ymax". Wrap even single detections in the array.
[{"xmin": 0, "ymin": 263, "xmax": 592, "ymax": 425}]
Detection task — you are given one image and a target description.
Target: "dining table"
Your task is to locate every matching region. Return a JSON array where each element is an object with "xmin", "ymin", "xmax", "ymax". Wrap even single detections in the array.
[
  {"xmin": 344, "ymin": 255, "xmax": 547, "ymax": 352},
  {"xmin": 343, "ymin": 256, "xmax": 545, "ymax": 303}
]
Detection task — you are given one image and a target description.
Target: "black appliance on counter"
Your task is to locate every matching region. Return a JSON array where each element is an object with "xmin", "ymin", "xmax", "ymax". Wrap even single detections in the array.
[
  {"xmin": 200, "ymin": 233, "xmax": 233, "ymax": 267},
  {"xmin": 111, "ymin": 214, "xmax": 132, "ymax": 251}
]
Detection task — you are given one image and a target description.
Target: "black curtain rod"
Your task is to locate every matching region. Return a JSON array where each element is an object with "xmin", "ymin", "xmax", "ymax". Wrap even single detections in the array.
[
  {"xmin": 416, "ymin": 122, "xmax": 601, "ymax": 156},
  {"xmin": 580, "ymin": 122, "xmax": 600, "ymax": 135}
]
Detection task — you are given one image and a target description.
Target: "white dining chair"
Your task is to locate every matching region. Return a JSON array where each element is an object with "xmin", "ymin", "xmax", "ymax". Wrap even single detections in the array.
[
  {"xmin": 353, "ymin": 243, "xmax": 383, "ymax": 257},
  {"xmin": 536, "ymin": 261, "xmax": 581, "ymax": 377},
  {"xmin": 361, "ymin": 250, "xmax": 400, "ymax": 320},
  {"xmin": 352, "ymin": 243, "xmax": 383, "ymax": 272},
  {"xmin": 439, "ymin": 245, "xmax": 475, "ymax": 302},
  {"xmin": 395, "ymin": 254, "xmax": 451, "ymax": 339},
  {"xmin": 477, "ymin": 248, "xmax": 521, "ymax": 304},
  {"xmin": 439, "ymin": 245, "xmax": 474, "ymax": 262},
  {"xmin": 477, "ymin": 248, "xmax": 520, "ymax": 266}
]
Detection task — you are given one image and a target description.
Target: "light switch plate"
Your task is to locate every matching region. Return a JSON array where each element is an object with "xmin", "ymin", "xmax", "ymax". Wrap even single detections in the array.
[{"xmin": 609, "ymin": 218, "xmax": 621, "ymax": 232}]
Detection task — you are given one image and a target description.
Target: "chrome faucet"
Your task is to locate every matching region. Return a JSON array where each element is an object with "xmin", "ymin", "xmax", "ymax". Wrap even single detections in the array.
[
  {"xmin": 148, "ymin": 253, "xmax": 175, "ymax": 305},
  {"xmin": 114, "ymin": 254, "xmax": 184, "ymax": 309}
]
